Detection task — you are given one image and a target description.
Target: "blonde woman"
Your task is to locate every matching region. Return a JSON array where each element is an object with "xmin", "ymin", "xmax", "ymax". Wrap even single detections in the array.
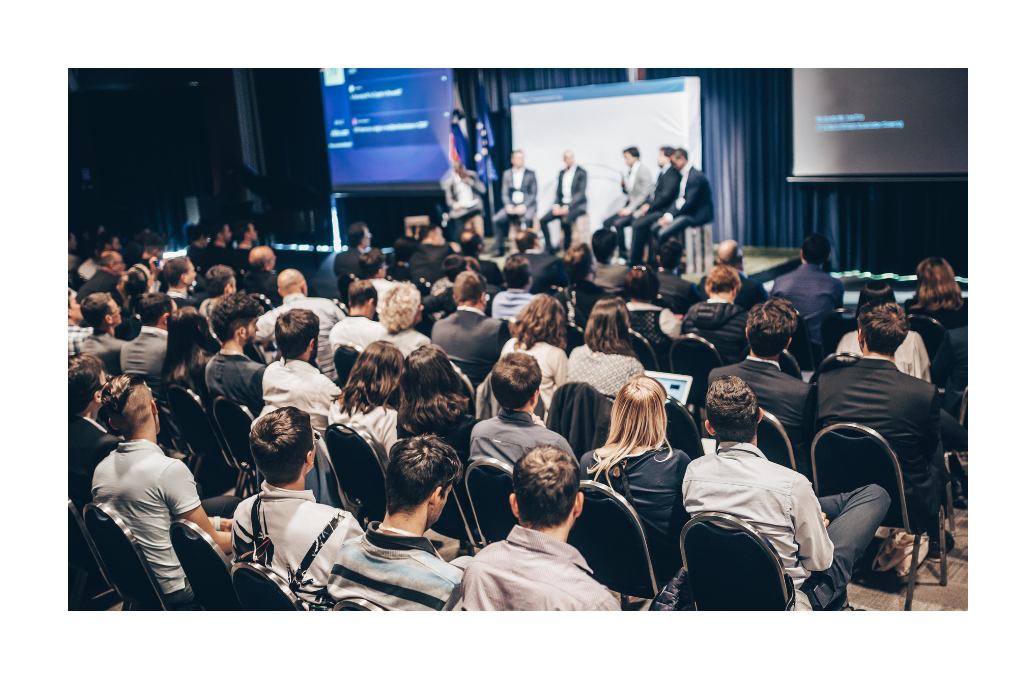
[
  {"xmin": 579, "ymin": 375, "xmax": 691, "ymax": 581},
  {"xmin": 500, "ymin": 293, "xmax": 568, "ymax": 413},
  {"xmin": 379, "ymin": 283, "xmax": 430, "ymax": 357}
]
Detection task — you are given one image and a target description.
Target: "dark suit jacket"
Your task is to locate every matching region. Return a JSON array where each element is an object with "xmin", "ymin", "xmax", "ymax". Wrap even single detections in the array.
[
  {"xmin": 645, "ymin": 166, "xmax": 682, "ymax": 214},
  {"xmin": 523, "ymin": 252, "xmax": 568, "ymax": 294},
  {"xmin": 681, "ymin": 301, "xmax": 748, "ymax": 365},
  {"xmin": 657, "ymin": 269, "xmax": 700, "ymax": 314},
  {"xmin": 595, "ymin": 263, "xmax": 629, "ymax": 295},
  {"xmin": 203, "ymin": 244, "xmax": 233, "ymax": 273},
  {"xmin": 553, "ymin": 280, "xmax": 615, "ymax": 331},
  {"xmin": 732, "ymin": 271, "xmax": 768, "ymax": 311},
  {"xmin": 430, "ymin": 309, "xmax": 510, "ymax": 387},
  {"xmin": 671, "ymin": 168, "xmax": 714, "ymax": 226},
  {"xmin": 552, "ymin": 167, "xmax": 587, "ymax": 213},
  {"xmin": 478, "ymin": 258, "xmax": 504, "ymax": 287},
  {"xmin": 816, "ymin": 358, "xmax": 946, "ymax": 534},
  {"xmin": 334, "ymin": 249, "xmax": 363, "ymax": 282},
  {"xmin": 76, "ymin": 269, "xmax": 122, "ymax": 304},
  {"xmin": 708, "ymin": 359, "xmax": 815, "ymax": 477},
  {"xmin": 501, "ymin": 168, "xmax": 538, "ymax": 217},
  {"xmin": 243, "ymin": 270, "xmax": 282, "ymax": 305},
  {"xmin": 408, "ymin": 243, "xmax": 452, "ymax": 285},
  {"xmin": 931, "ymin": 326, "xmax": 968, "ymax": 418},
  {"xmin": 120, "ymin": 328, "xmax": 168, "ymax": 404},
  {"xmin": 69, "ymin": 415, "xmax": 120, "ymax": 511}
]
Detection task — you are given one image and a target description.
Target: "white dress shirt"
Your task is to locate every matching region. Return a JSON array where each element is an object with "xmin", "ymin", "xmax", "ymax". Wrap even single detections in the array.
[
  {"xmin": 258, "ymin": 358, "xmax": 340, "ymax": 434},
  {"xmin": 255, "ymin": 293, "xmax": 347, "ymax": 381},
  {"xmin": 835, "ymin": 330, "xmax": 931, "ymax": 381},
  {"xmin": 328, "ymin": 315, "xmax": 386, "ymax": 353},
  {"xmin": 665, "ymin": 167, "xmax": 690, "ymax": 220},
  {"xmin": 745, "ymin": 355, "xmax": 781, "ymax": 370},
  {"xmin": 561, "ymin": 166, "xmax": 576, "ymax": 204}
]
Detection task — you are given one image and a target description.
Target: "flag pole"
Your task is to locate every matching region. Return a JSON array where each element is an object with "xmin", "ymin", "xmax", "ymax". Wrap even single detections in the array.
[{"xmin": 477, "ymin": 69, "xmax": 496, "ymax": 248}]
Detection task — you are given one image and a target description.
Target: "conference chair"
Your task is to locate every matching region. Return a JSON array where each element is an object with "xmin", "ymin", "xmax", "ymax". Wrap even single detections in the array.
[
  {"xmin": 211, "ymin": 396, "xmax": 259, "ymax": 498},
  {"xmin": 757, "ymin": 410, "xmax": 796, "ymax": 471},
  {"xmin": 788, "ymin": 311, "xmax": 815, "ymax": 372},
  {"xmin": 324, "ymin": 424, "xmax": 386, "ymax": 526},
  {"xmin": 567, "ymin": 480, "xmax": 658, "ymax": 605},
  {"xmin": 680, "ymin": 512, "xmax": 793, "ymax": 611},
  {"xmin": 546, "ymin": 382, "xmax": 613, "ymax": 455},
  {"xmin": 451, "ymin": 361, "xmax": 477, "ymax": 415},
  {"xmin": 959, "ymin": 386, "xmax": 968, "ymax": 428},
  {"xmin": 811, "ymin": 423, "xmax": 947, "ymax": 610},
  {"xmin": 669, "ymin": 334, "xmax": 724, "ymax": 411},
  {"xmin": 565, "ymin": 321, "xmax": 585, "ymax": 357},
  {"xmin": 809, "ymin": 352, "xmax": 861, "ymax": 386},
  {"xmin": 333, "ymin": 598, "xmax": 387, "ymax": 611},
  {"xmin": 242, "ymin": 340, "xmax": 268, "ymax": 366},
  {"xmin": 629, "ymin": 329, "xmax": 660, "ymax": 371},
  {"xmin": 820, "ymin": 309, "xmax": 856, "ymax": 359},
  {"xmin": 83, "ymin": 502, "xmax": 171, "ymax": 611},
  {"xmin": 167, "ymin": 385, "xmax": 238, "ymax": 497},
  {"xmin": 333, "ymin": 344, "xmax": 362, "ymax": 388},
  {"xmin": 907, "ymin": 314, "xmax": 947, "ymax": 363},
  {"xmin": 231, "ymin": 562, "xmax": 305, "ymax": 611},
  {"xmin": 464, "ymin": 458, "xmax": 517, "ymax": 547},
  {"xmin": 170, "ymin": 519, "xmax": 241, "ymax": 611},
  {"xmin": 69, "ymin": 498, "xmax": 113, "ymax": 611},
  {"xmin": 664, "ymin": 396, "xmax": 706, "ymax": 460}
]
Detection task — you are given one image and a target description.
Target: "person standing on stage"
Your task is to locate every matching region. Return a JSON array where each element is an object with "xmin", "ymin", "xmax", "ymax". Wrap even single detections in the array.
[
  {"xmin": 602, "ymin": 147, "xmax": 653, "ymax": 261},
  {"xmin": 539, "ymin": 150, "xmax": 587, "ymax": 255},
  {"xmin": 492, "ymin": 150, "xmax": 539, "ymax": 257}
]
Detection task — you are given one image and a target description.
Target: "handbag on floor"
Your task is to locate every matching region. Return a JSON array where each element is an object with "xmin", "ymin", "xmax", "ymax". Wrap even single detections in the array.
[{"xmin": 871, "ymin": 529, "xmax": 929, "ymax": 577}]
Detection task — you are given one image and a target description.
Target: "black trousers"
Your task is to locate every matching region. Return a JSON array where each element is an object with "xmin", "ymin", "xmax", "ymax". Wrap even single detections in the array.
[
  {"xmin": 629, "ymin": 211, "xmax": 665, "ymax": 265},
  {"xmin": 540, "ymin": 207, "xmax": 586, "ymax": 254},
  {"xmin": 603, "ymin": 211, "xmax": 635, "ymax": 256},
  {"xmin": 491, "ymin": 208, "xmax": 529, "ymax": 255}
]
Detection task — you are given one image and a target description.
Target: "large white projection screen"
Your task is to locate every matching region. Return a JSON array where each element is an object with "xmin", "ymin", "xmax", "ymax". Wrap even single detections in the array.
[{"xmin": 510, "ymin": 78, "xmax": 701, "ymax": 246}]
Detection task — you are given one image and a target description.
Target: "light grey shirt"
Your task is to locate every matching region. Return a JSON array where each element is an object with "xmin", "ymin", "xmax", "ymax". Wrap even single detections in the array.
[{"xmin": 256, "ymin": 292, "xmax": 346, "ymax": 383}]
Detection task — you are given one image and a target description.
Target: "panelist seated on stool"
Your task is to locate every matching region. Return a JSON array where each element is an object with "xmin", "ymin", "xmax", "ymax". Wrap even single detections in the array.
[
  {"xmin": 492, "ymin": 150, "xmax": 538, "ymax": 256},
  {"xmin": 539, "ymin": 150, "xmax": 587, "ymax": 255}
]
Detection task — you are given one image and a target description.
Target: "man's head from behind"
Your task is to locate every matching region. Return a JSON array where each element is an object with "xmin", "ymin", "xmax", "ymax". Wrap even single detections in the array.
[
  {"xmin": 442, "ymin": 254, "xmax": 469, "ymax": 283},
  {"xmin": 453, "ymin": 271, "xmax": 485, "ymax": 308},
  {"xmin": 249, "ymin": 245, "xmax": 276, "ymax": 273},
  {"xmin": 210, "ymin": 292, "xmax": 264, "ymax": 344},
  {"xmin": 275, "ymin": 309, "xmax": 319, "ymax": 361},
  {"xmin": 418, "ymin": 223, "xmax": 444, "ymax": 245},
  {"xmin": 384, "ymin": 435, "xmax": 463, "ymax": 528},
  {"xmin": 857, "ymin": 301, "xmax": 909, "ymax": 357},
  {"xmin": 101, "ymin": 373, "xmax": 158, "ymax": 437},
  {"xmin": 163, "ymin": 256, "xmax": 195, "ymax": 289},
  {"xmin": 359, "ymin": 249, "xmax": 387, "ymax": 280},
  {"xmin": 716, "ymin": 240, "xmax": 744, "ymax": 270},
  {"xmin": 801, "ymin": 233, "xmax": 831, "ymax": 265},
  {"xmin": 137, "ymin": 293, "xmax": 175, "ymax": 329},
  {"xmin": 69, "ymin": 353, "xmax": 107, "ymax": 417},
  {"xmin": 98, "ymin": 250, "xmax": 125, "ymax": 276},
  {"xmin": 249, "ymin": 407, "xmax": 314, "ymax": 487},
  {"xmin": 346, "ymin": 221, "xmax": 371, "ymax": 249},
  {"xmin": 205, "ymin": 265, "xmax": 237, "ymax": 298},
  {"xmin": 658, "ymin": 238, "xmax": 685, "ymax": 272},
  {"xmin": 511, "ymin": 447, "xmax": 582, "ymax": 532},
  {"xmin": 705, "ymin": 376, "xmax": 761, "ymax": 444},
  {"xmin": 591, "ymin": 228, "xmax": 617, "ymax": 264},
  {"xmin": 563, "ymin": 243, "xmax": 595, "ymax": 283},
  {"xmin": 704, "ymin": 264, "xmax": 741, "ymax": 300},
  {"xmin": 746, "ymin": 297, "xmax": 798, "ymax": 358},
  {"xmin": 459, "ymin": 229, "xmax": 483, "ymax": 257},
  {"xmin": 348, "ymin": 279, "xmax": 378, "ymax": 318},
  {"xmin": 81, "ymin": 292, "xmax": 120, "ymax": 332},
  {"xmin": 515, "ymin": 229, "xmax": 538, "ymax": 253},
  {"xmin": 503, "ymin": 255, "xmax": 531, "ymax": 291},
  {"xmin": 491, "ymin": 352, "xmax": 542, "ymax": 411}
]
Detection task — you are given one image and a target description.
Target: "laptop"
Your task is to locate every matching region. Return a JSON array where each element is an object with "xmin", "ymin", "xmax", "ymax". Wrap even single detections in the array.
[{"xmin": 644, "ymin": 371, "xmax": 693, "ymax": 406}]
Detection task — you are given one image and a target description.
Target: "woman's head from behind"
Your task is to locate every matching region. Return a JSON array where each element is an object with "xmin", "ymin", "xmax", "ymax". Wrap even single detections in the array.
[
  {"xmin": 585, "ymin": 297, "xmax": 634, "ymax": 357},
  {"xmin": 338, "ymin": 341, "xmax": 403, "ymax": 415},
  {"xmin": 162, "ymin": 306, "xmax": 211, "ymax": 383},
  {"xmin": 398, "ymin": 344, "xmax": 468, "ymax": 436},
  {"xmin": 589, "ymin": 375, "xmax": 671, "ymax": 479},
  {"xmin": 913, "ymin": 257, "xmax": 963, "ymax": 312},
  {"xmin": 624, "ymin": 266, "xmax": 660, "ymax": 303},
  {"xmin": 513, "ymin": 293, "xmax": 566, "ymax": 350},
  {"xmin": 380, "ymin": 284, "xmax": 422, "ymax": 334},
  {"xmin": 856, "ymin": 280, "xmax": 896, "ymax": 314}
]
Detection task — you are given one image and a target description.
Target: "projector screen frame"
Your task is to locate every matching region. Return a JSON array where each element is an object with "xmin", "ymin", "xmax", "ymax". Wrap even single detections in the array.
[{"xmin": 787, "ymin": 175, "xmax": 967, "ymax": 183}]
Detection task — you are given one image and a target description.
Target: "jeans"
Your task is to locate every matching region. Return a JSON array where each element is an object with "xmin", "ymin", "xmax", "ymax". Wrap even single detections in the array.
[{"xmin": 803, "ymin": 484, "xmax": 890, "ymax": 609}]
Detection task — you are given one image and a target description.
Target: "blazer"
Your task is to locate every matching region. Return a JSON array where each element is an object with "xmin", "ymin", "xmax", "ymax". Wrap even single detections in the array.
[
  {"xmin": 501, "ymin": 168, "xmax": 538, "ymax": 217},
  {"xmin": 732, "ymin": 271, "xmax": 768, "ymax": 311},
  {"xmin": 68, "ymin": 415, "xmax": 121, "ymax": 511},
  {"xmin": 594, "ymin": 263, "xmax": 629, "ymax": 295},
  {"xmin": 670, "ymin": 168, "xmax": 714, "ymax": 226},
  {"xmin": 333, "ymin": 248, "xmax": 362, "ymax": 281},
  {"xmin": 430, "ymin": 308, "xmax": 511, "ymax": 387},
  {"xmin": 930, "ymin": 326, "xmax": 968, "ymax": 418},
  {"xmin": 770, "ymin": 263, "xmax": 845, "ymax": 345},
  {"xmin": 551, "ymin": 167, "xmax": 587, "ymax": 214},
  {"xmin": 120, "ymin": 327, "xmax": 168, "ymax": 404},
  {"xmin": 442, "ymin": 173, "xmax": 486, "ymax": 218},
  {"xmin": 523, "ymin": 252, "xmax": 568, "ymax": 294},
  {"xmin": 657, "ymin": 269, "xmax": 700, "ymax": 314},
  {"xmin": 708, "ymin": 359, "xmax": 815, "ymax": 477},
  {"xmin": 409, "ymin": 243, "xmax": 453, "ymax": 285},
  {"xmin": 645, "ymin": 166, "xmax": 682, "ymax": 215},
  {"xmin": 81, "ymin": 332, "xmax": 127, "ymax": 377},
  {"xmin": 816, "ymin": 358, "xmax": 947, "ymax": 535},
  {"xmin": 76, "ymin": 269, "xmax": 122, "ymax": 304},
  {"xmin": 243, "ymin": 269, "xmax": 282, "ymax": 305},
  {"xmin": 478, "ymin": 258, "xmax": 504, "ymax": 287},
  {"xmin": 622, "ymin": 162, "xmax": 653, "ymax": 211}
]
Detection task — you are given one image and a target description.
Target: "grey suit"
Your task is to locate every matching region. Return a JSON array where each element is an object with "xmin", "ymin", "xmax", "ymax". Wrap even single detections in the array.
[
  {"xmin": 441, "ymin": 172, "xmax": 487, "ymax": 220},
  {"xmin": 492, "ymin": 168, "xmax": 539, "ymax": 255},
  {"xmin": 430, "ymin": 308, "xmax": 511, "ymax": 387},
  {"xmin": 603, "ymin": 162, "xmax": 653, "ymax": 257},
  {"xmin": 82, "ymin": 332, "xmax": 127, "ymax": 378},
  {"xmin": 120, "ymin": 326, "xmax": 168, "ymax": 404}
]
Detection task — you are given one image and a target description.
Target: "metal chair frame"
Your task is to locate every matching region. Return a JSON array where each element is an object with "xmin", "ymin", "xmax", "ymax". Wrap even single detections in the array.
[
  {"xmin": 679, "ymin": 511, "xmax": 791, "ymax": 611},
  {"xmin": 669, "ymin": 334, "xmax": 724, "ymax": 418},
  {"xmin": 810, "ymin": 352, "xmax": 861, "ymax": 385},
  {"xmin": 959, "ymin": 386, "xmax": 968, "ymax": 427},
  {"xmin": 464, "ymin": 458, "xmax": 516, "ymax": 548},
  {"xmin": 69, "ymin": 498, "xmax": 115, "ymax": 609},
  {"xmin": 810, "ymin": 423, "xmax": 946, "ymax": 610},
  {"xmin": 333, "ymin": 597, "xmax": 387, "ymax": 611},
  {"xmin": 778, "ymin": 349, "xmax": 802, "ymax": 380},
  {"xmin": 231, "ymin": 562, "xmax": 306, "ymax": 611},
  {"xmin": 83, "ymin": 502, "xmax": 171, "ymax": 611},
  {"xmin": 819, "ymin": 308, "xmax": 855, "ymax": 359},
  {"xmin": 167, "ymin": 385, "xmax": 237, "ymax": 471},
  {"xmin": 907, "ymin": 313, "xmax": 947, "ymax": 363},
  {"xmin": 629, "ymin": 329, "xmax": 660, "ymax": 372},
  {"xmin": 759, "ymin": 410, "xmax": 796, "ymax": 472},
  {"xmin": 211, "ymin": 396, "xmax": 259, "ymax": 497},
  {"xmin": 324, "ymin": 424, "xmax": 386, "ymax": 524}
]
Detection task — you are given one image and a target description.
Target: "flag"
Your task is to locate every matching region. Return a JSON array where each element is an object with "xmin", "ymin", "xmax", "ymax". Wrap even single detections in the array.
[{"xmin": 474, "ymin": 83, "xmax": 497, "ymax": 184}]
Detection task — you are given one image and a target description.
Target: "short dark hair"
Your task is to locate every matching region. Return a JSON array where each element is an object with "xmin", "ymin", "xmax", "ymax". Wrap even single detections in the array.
[
  {"xmin": 515, "ymin": 230, "xmax": 537, "ymax": 253},
  {"xmin": 359, "ymin": 249, "xmax": 386, "ymax": 279},
  {"xmin": 591, "ymin": 228, "xmax": 617, "ymax": 263},
  {"xmin": 81, "ymin": 292, "xmax": 115, "ymax": 328},
  {"xmin": 801, "ymin": 233, "xmax": 831, "ymax": 264},
  {"xmin": 563, "ymin": 243, "xmax": 594, "ymax": 282},
  {"xmin": 231, "ymin": 220, "xmax": 253, "ymax": 243},
  {"xmin": 857, "ymin": 301, "xmax": 909, "ymax": 356},
  {"xmin": 209, "ymin": 292, "xmax": 263, "ymax": 343},
  {"xmin": 417, "ymin": 223, "xmax": 440, "ymax": 242},
  {"xmin": 671, "ymin": 148, "xmax": 688, "ymax": 161},
  {"xmin": 491, "ymin": 353, "xmax": 542, "ymax": 410},
  {"xmin": 205, "ymin": 265, "xmax": 236, "ymax": 298},
  {"xmin": 186, "ymin": 224, "xmax": 205, "ymax": 242},
  {"xmin": 706, "ymin": 376, "xmax": 759, "ymax": 443},
  {"xmin": 512, "ymin": 447, "xmax": 580, "ymax": 529},
  {"xmin": 384, "ymin": 435, "xmax": 463, "ymax": 515},
  {"xmin": 623, "ymin": 147, "xmax": 639, "ymax": 158},
  {"xmin": 69, "ymin": 353, "xmax": 106, "ymax": 414},
  {"xmin": 453, "ymin": 271, "xmax": 485, "ymax": 305},
  {"xmin": 101, "ymin": 373, "xmax": 152, "ymax": 433},
  {"xmin": 249, "ymin": 407, "xmax": 314, "ymax": 486},
  {"xmin": 348, "ymin": 279, "xmax": 378, "ymax": 309},
  {"xmin": 137, "ymin": 293, "xmax": 174, "ymax": 326},
  {"xmin": 459, "ymin": 230, "xmax": 483, "ymax": 257},
  {"xmin": 98, "ymin": 251, "xmax": 122, "ymax": 268},
  {"xmin": 658, "ymin": 239, "xmax": 684, "ymax": 270},
  {"xmin": 163, "ymin": 256, "xmax": 192, "ymax": 287},
  {"xmin": 746, "ymin": 298, "xmax": 798, "ymax": 356},
  {"xmin": 625, "ymin": 266, "xmax": 659, "ymax": 301},
  {"xmin": 392, "ymin": 236, "xmax": 419, "ymax": 263},
  {"xmin": 660, "ymin": 146, "xmax": 675, "ymax": 158},
  {"xmin": 442, "ymin": 254, "xmax": 468, "ymax": 283},
  {"xmin": 206, "ymin": 221, "xmax": 229, "ymax": 239},
  {"xmin": 346, "ymin": 222, "xmax": 369, "ymax": 248},
  {"xmin": 856, "ymin": 281, "xmax": 896, "ymax": 313},
  {"xmin": 275, "ymin": 309, "xmax": 320, "ymax": 360},
  {"xmin": 503, "ymin": 255, "xmax": 531, "ymax": 290}
]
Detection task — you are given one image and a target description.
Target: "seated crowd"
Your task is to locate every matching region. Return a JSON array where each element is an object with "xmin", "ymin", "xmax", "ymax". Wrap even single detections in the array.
[{"xmin": 69, "ymin": 223, "xmax": 967, "ymax": 611}]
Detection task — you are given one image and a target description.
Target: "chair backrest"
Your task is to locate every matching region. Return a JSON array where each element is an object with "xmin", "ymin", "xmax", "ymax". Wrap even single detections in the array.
[
  {"xmin": 324, "ymin": 424, "xmax": 386, "ymax": 525},
  {"xmin": 231, "ymin": 562, "xmax": 305, "ymax": 611},
  {"xmin": 907, "ymin": 314, "xmax": 946, "ymax": 364},
  {"xmin": 757, "ymin": 410, "xmax": 796, "ymax": 471},
  {"xmin": 788, "ymin": 311, "xmax": 815, "ymax": 371},
  {"xmin": 629, "ymin": 329, "xmax": 659, "ymax": 371},
  {"xmin": 69, "ymin": 498, "xmax": 113, "ymax": 591},
  {"xmin": 431, "ymin": 483, "xmax": 479, "ymax": 544},
  {"xmin": 451, "ymin": 361, "xmax": 477, "ymax": 404},
  {"xmin": 669, "ymin": 334, "xmax": 724, "ymax": 408},
  {"xmin": 170, "ymin": 519, "xmax": 241, "ymax": 611},
  {"xmin": 664, "ymin": 397, "xmax": 705, "ymax": 460},
  {"xmin": 565, "ymin": 321, "xmax": 585, "ymax": 357},
  {"xmin": 809, "ymin": 352, "xmax": 860, "ymax": 385},
  {"xmin": 333, "ymin": 345, "xmax": 361, "ymax": 388},
  {"xmin": 464, "ymin": 459, "xmax": 517, "ymax": 546},
  {"xmin": 83, "ymin": 503, "xmax": 169, "ymax": 610},
  {"xmin": 820, "ymin": 308, "xmax": 857, "ymax": 359},
  {"xmin": 567, "ymin": 481, "xmax": 658, "ymax": 599},
  {"xmin": 211, "ymin": 396, "xmax": 257, "ymax": 473},
  {"xmin": 680, "ymin": 512, "xmax": 791, "ymax": 611},
  {"xmin": 778, "ymin": 350, "xmax": 802, "ymax": 380},
  {"xmin": 811, "ymin": 423, "xmax": 908, "ymax": 531},
  {"xmin": 959, "ymin": 386, "xmax": 968, "ymax": 428},
  {"xmin": 333, "ymin": 597, "xmax": 387, "ymax": 611},
  {"xmin": 167, "ymin": 385, "xmax": 233, "ymax": 467}
]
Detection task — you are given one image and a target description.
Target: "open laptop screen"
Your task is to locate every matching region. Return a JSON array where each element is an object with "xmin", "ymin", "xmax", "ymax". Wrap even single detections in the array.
[{"xmin": 644, "ymin": 371, "xmax": 693, "ymax": 405}]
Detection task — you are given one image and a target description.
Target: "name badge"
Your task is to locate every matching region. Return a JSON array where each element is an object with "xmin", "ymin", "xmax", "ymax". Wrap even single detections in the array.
[{"xmin": 511, "ymin": 191, "xmax": 524, "ymax": 204}]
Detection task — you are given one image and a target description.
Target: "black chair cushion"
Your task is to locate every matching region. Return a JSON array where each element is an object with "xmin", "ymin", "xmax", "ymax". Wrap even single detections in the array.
[
  {"xmin": 670, "ymin": 339, "xmax": 723, "ymax": 408},
  {"xmin": 665, "ymin": 399, "xmax": 705, "ymax": 460},
  {"xmin": 84, "ymin": 505, "xmax": 165, "ymax": 610},
  {"xmin": 170, "ymin": 523, "xmax": 241, "ymax": 611},
  {"xmin": 757, "ymin": 418, "xmax": 795, "ymax": 471},
  {"xmin": 334, "ymin": 346, "xmax": 360, "ymax": 388},
  {"xmin": 683, "ymin": 521, "xmax": 787, "ymax": 611},
  {"xmin": 324, "ymin": 425, "xmax": 386, "ymax": 525},
  {"xmin": 212, "ymin": 397, "xmax": 256, "ymax": 471},
  {"xmin": 467, "ymin": 465, "xmax": 517, "ymax": 544}
]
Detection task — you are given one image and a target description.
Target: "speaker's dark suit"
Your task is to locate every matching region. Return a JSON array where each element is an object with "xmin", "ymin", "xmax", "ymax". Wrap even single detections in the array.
[
  {"xmin": 540, "ymin": 166, "xmax": 587, "ymax": 253},
  {"xmin": 630, "ymin": 166, "xmax": 681, "ymax": 265},
  {"xmin": 431, "ymin": 308, "xmax": 511, "ymax": 387},
  {"xmin": 816, "ymin": 358, "xmax": 947, "ymax": 535},
  {"xmin": 69, "ymin": 415, "xmax": 121, "ymax": 511},
  {"xmin": 654, "ymin": 168, "xmax": 715, "ymax": 243}
]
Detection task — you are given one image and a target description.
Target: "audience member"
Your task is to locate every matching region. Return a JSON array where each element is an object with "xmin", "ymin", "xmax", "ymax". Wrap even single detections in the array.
[
  {"xmin": 198, "ymin": 264, "xmax": 236, "ymax": 319},
  {"xmin": 471, "ymin": 353, "xmax": 574, "ymax": 466},
  {"xmin": 581, "ymin": 375, "xmax": 691, "ymax": 581},
  {"xmin": 81, "ymin": 292, "xmax": 127, "ymax": 377},
  {"xmin": 185, "ymin": 224, "xmax": 208, "ymax": 275},
  {"xmin": 492, "ymin": 255, "xmax": 536, "ymax": 320},
  {"xmin": 243, "ymin": 245, "xmax": 281, "ymax": 305},
  {"xmin": 258, "ymin": 309, "xmax": 340, "ymax": 435},
  {"xmin": 387, "ymin": 235, "xmax": 418, "ymax": 282},
  {"xmin": 421, "ymin": 255, "xmax": 489, "ymax": 321},
  {"xmin": 162, "ymin": 256, "xmax": 200, "ymax": 307},
  {"xmin": 206, "ymin": 292, "xmax": 268, "ymax": 416},
  {"xmin": 460, "ymin": 446, "xmax": 619, "ymax": 611},
  {"xmin": 69, "ymin": 353, "xmax": 120, "ymax": 510},
  {"xmin": 409, "ymin": 223, "xmax": 455, "ymax": 284},
  {"xmin": 230, "ymin": 220, "xmax": 258, "ymax": 273},
  {"xmin": 92, "ymin": 374, "xmax": 239, "ymax": 607},
  {"xmin": 553, "ymin": 243, "xmax": 614, "ymax": 331},
  {"xmin": 68, "ymin": 289, "xmax": 92, "ymax": 356},
  {"xmin": 686, "ymin": 376, "xmax": 890, "ymax": 610},
  {"xmin": 112, "ymin": 267, "xmax": 148, "ymax": 342},
  {"xmin": 203, "ymin": 221, "xmax": 234, "ymax": 273},
  {"xmin": 459, "ymin": 229, "xmax": 503, "ymax": 286},
  {"xmin": 626, "ymin": 266, "xmax": 681, "ymax": 366},
  {"xmin": 327, "ymin": 435, "xmax": 469, "ymax": 610},
  {"xmin": 359, "ymin": 248, "xmax": 398, "ymax": 311},
  {"xmin": 120, "ymin": 292, "xmax": 175, "ymax": 406},
  {"xmin": 162, "ymin": 306, "xmax": 214, "ymax": 407},
  {"xmin": 816, "ymin": 302, "xmax": 947, "ymax": 543},
  {"xmin": 906, "ymin": 257, "xmax": 968, "ymax": 329},
  {"xmin": 333, "ymin": 222, "xmax": 371, "ymax": 280},
  {"xmin": 681, "ymin": 264, "xmax": 749, "ymax": 365},
  {"xmin": 501, "ymin": 294, "xmax": 569, "ymax": 412},
  {"xmin": 590, "ymin": 228, "xmax": 628, "ymax": 294},
  {"xmin": 567, "ymin": 297, "xmax": 644, "ymax": 397},
  {"xmin": 715, "ymin": 240, "xmax": 768, "ymax": 311},
  {"xmin": 770, "ymin": 233, "xmax": 844, "ymax": 349},
  {"xmin": 708, "ymin": 297, "xmax": 814, "ymax": 474},
  {"xmin": 232, "ymin": 407, "xmax": 362, "ymax": 609},
  {"xmin": 255, "ymin": 269, "xmax": 346, "ymax": 382},
  {"xmin": 932, "ymin": 326, "xmax": 968, "ymax": 419},
  {"xmin": 656, "ymin": 239, "xmax": 700, "ymax": 314},
  {"xmin": 378, "ymin": 284, "xmax": 430, "ymax": 356},
  {"xmin": 77, "ymin": 250, "xmax": 126, "ymax": 301},
  {"xmin": 516, "ymin": 230, "xmax": 567, "ymax": 294},
  {"xmin": 397, "ymin": 345, "xmax": 477, "ymax": 464},
  {"xmin": 329, "ymin": 279, "xmax": 386, "ymax": 353},
  {"xmin": 430, "ymin": 253, "xmax": 469, "ymax": 296},
  {"xmin": 329, "ymin": 341, "xmax": 403, "ymax": 462},
  {"xmin": 78, "ymin": 231, "xmax": 121, "ymax": 281},
  {"xmin": 431, "ymin": 271, "xmax": 510, "ymax": 386},
  {"xmin": 835, "ymin": 281, "xmax": 930, "ymax": 380}
]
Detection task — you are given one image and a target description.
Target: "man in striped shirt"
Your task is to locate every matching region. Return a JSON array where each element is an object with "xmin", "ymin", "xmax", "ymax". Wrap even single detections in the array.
[{"xmin": 327, "ymin": 435, "xmax": 470, "ymax": 610}]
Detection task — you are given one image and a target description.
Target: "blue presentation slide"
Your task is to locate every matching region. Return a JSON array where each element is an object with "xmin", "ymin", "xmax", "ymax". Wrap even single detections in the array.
[{"xmin": 320, "ymin": 68, "xmax": 454, "ymax": 190}]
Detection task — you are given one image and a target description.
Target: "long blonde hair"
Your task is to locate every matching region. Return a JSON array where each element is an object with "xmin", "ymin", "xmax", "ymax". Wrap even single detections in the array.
[{"xmin": 587, "ymin": 375, "xmax": 671, "ymax": 484}]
